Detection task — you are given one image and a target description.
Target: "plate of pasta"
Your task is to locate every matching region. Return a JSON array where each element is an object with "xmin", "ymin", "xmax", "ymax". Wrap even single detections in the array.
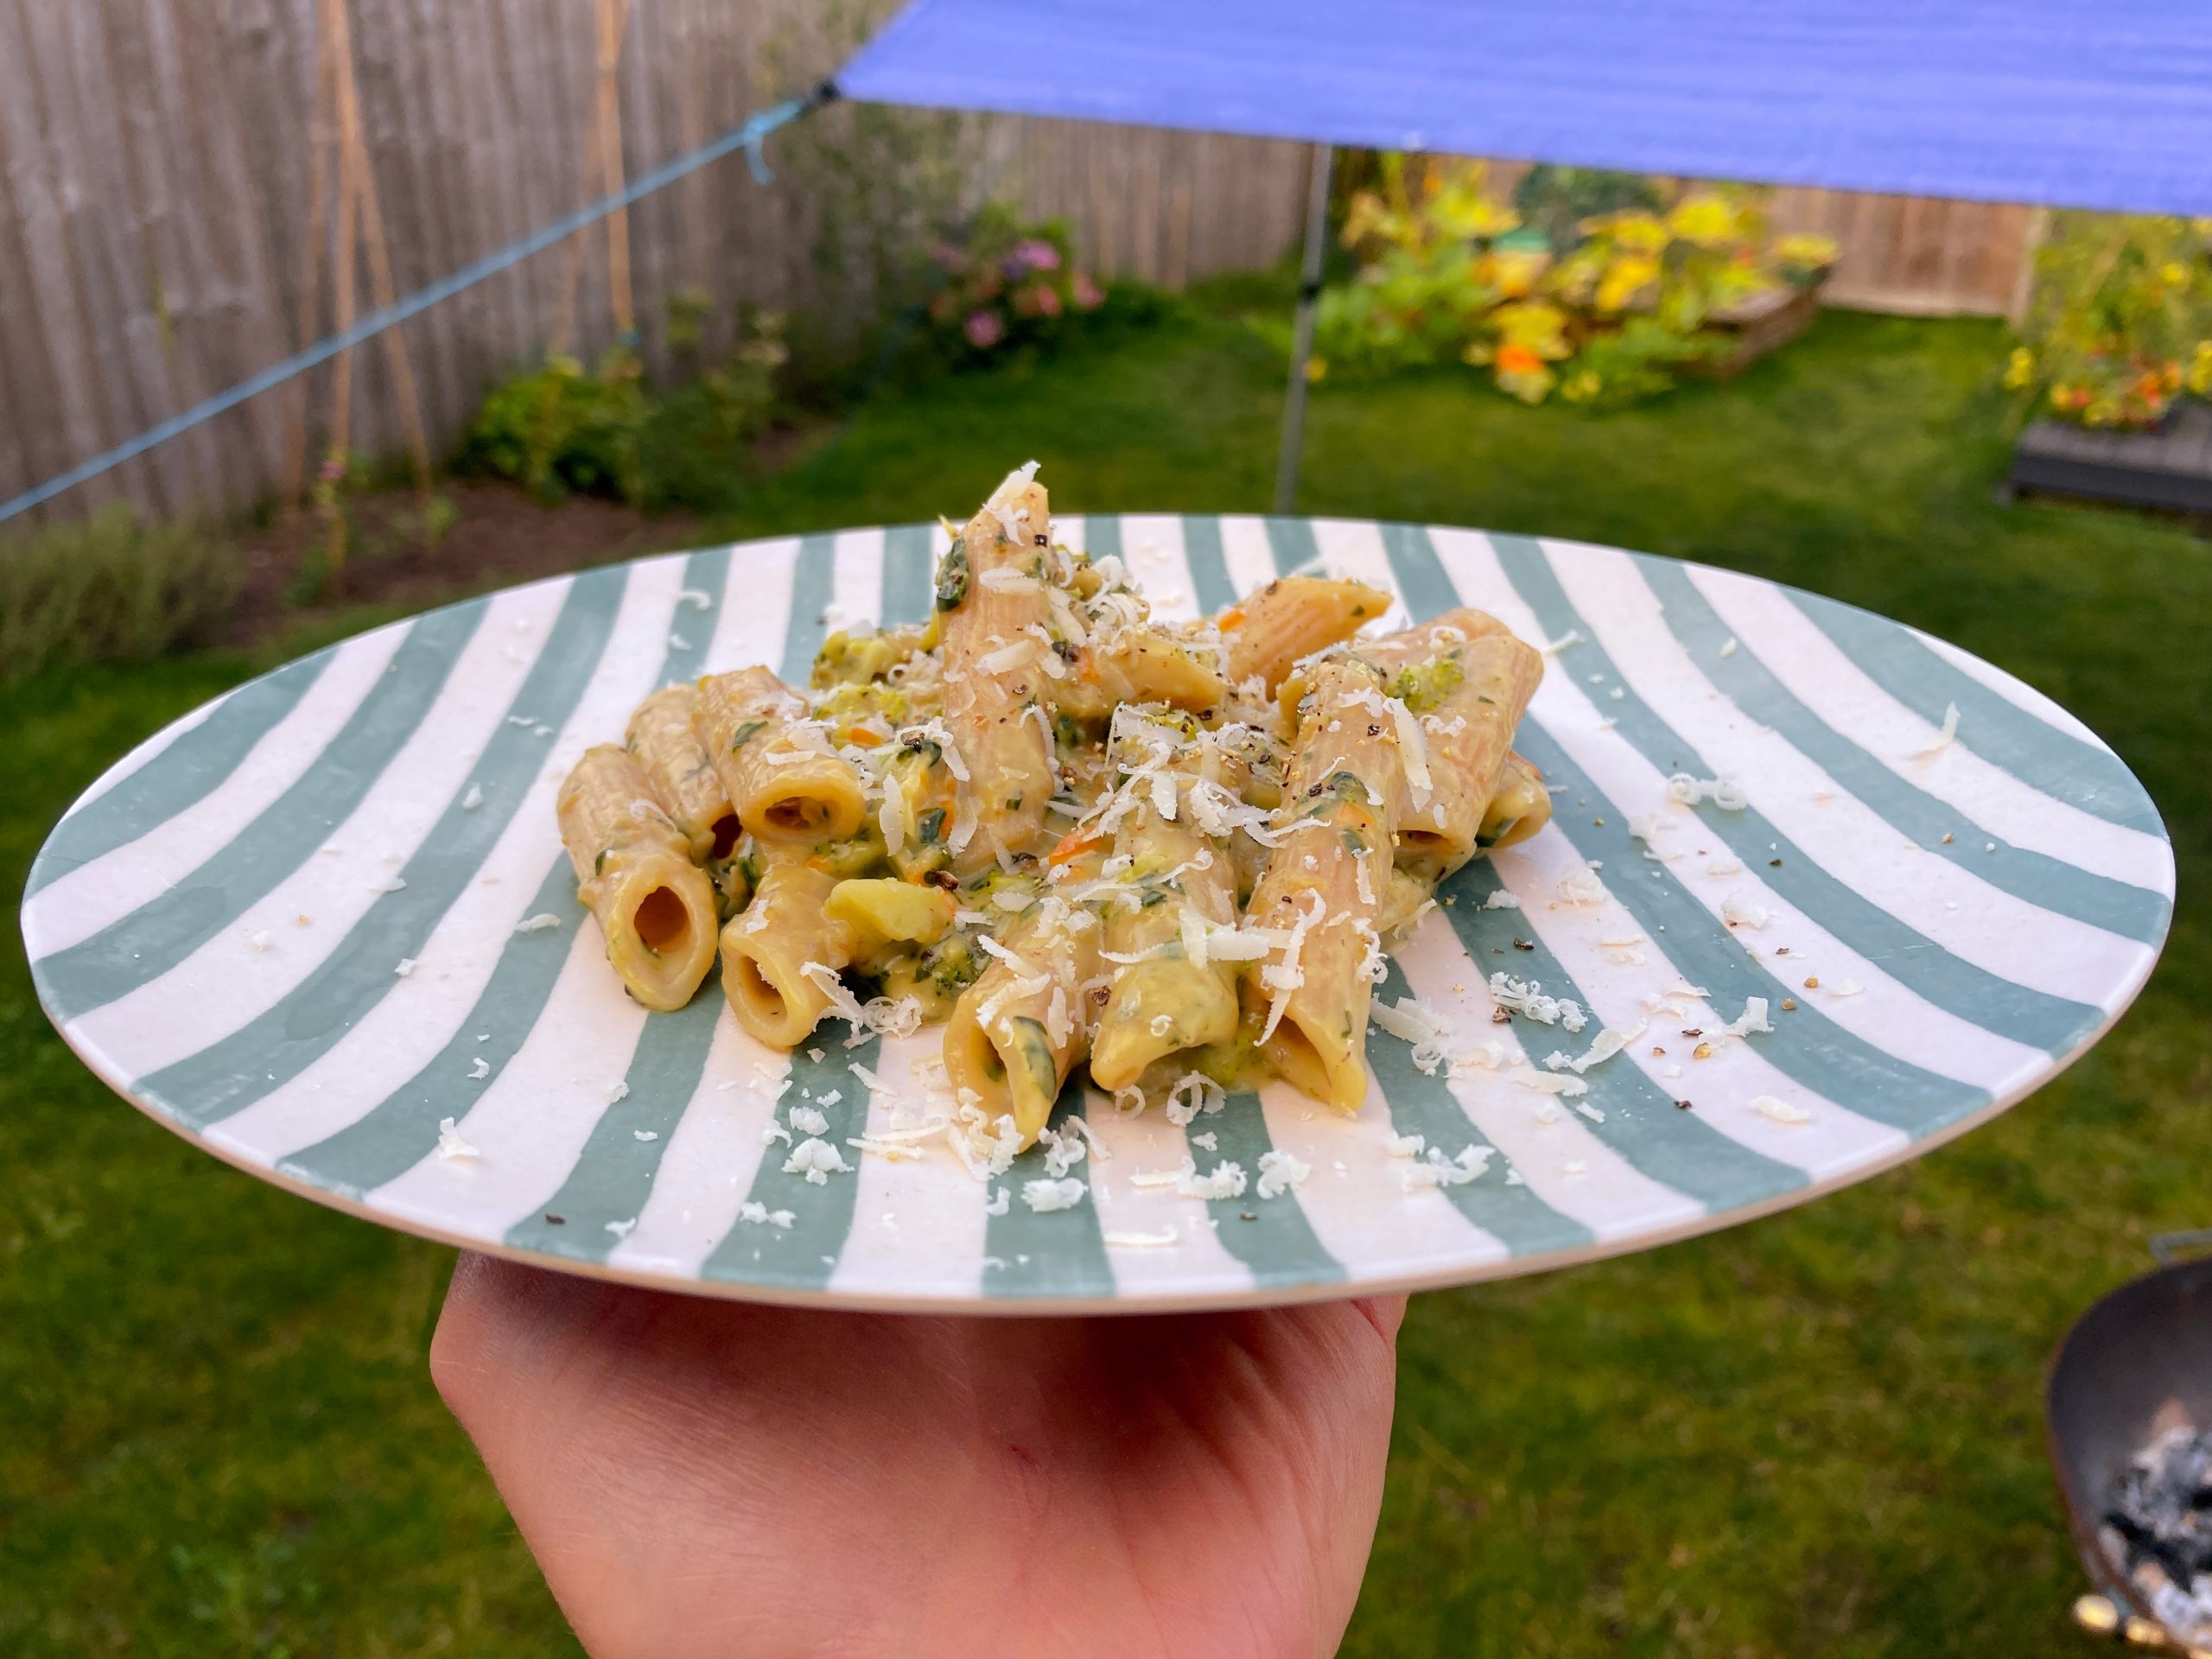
[{"xmin": 24, "ymin": 465, "xmax": 2173, "ymax": 1312}]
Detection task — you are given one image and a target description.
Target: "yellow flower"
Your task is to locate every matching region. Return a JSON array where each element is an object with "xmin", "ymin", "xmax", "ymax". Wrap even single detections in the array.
[
  {"xmin": 1492, "ymin": 301, "xmax": 1573, "ymax": 358},
  {"xmin": 2049, "ymin": 384, "xmax": 2073, "ymax": 410},
  {"xmin": 1667, "ymin": 193, "xmax": 1738, "ymax": 248},
  {"xmin": 1305, "ymin": 356, "xmax": 1329, "ymax": 384},
  {"xmin": 1776, "ymin": 232, "xmax": 1838, "ymax": 268},
  {"xmin": 1491, "ymin": 249, "xmax": 1548, "ymax": 299},
  {"xmin": 1596, "ymin": 255, "xmax": 1659, "ymax": 314},
  {"xmin": 2161, "ymin": 262, "xmax": 2189, "ymax": 287},
  {"xmin": 1595, "ymin": 212, "xmax": 1669, "ymax": 256},
  {"xmin": 2189, "ymin": 341, "xmax": 2212, "ymax": 395},
  {"xmin": 2003, "ymin": 346, "xmax": 2036, "ymax": 390}
]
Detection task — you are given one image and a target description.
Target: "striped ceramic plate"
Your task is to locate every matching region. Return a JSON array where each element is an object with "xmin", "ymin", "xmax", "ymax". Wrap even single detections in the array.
[{"xmin": 23, "ymin": 518, "xmax": 2173, "ymax": 1313}]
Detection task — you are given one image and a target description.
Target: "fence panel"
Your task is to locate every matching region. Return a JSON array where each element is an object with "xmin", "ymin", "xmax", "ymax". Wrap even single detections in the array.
[{"xmin": 0, "ymin": 3, "xmax": 2038, "ymax": 524}]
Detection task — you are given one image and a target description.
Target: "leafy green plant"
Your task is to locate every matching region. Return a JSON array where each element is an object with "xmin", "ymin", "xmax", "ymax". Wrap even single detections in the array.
[
  {"xmin": 2005, "ymin": 213, "xmax": 2212, "ymax": 429},
  {"xmin": 1313, "ymin": 156, "xmax": 1836, "ymax": 408},
  {"xmin": 922, "ymin": 203, "xmax": 1105, "ymax": 365},
  {"xmin": 0, "ymin": 505, "xmax": 242, "ymax": 680},
  {"xmin": 459, "ymin": 349, "xmax": 651, "ymax": 505}
]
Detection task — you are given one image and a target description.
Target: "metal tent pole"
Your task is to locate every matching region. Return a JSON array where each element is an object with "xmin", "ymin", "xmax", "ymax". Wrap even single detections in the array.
[{"xmin": 1273, "ymin": 142, "xmax": 1336, "ymax": 516}]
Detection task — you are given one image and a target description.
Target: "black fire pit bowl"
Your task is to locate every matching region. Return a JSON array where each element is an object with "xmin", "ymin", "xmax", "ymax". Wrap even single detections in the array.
[{"xmin": 2048, "ymin": 1235, "xmax": 2212, "ymax": 1649}]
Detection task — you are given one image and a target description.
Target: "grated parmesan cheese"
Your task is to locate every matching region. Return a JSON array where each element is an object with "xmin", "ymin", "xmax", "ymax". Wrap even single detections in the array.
[
  {"xmin": 435, "ymin": 1117, "xmax": 479, "ymax": 1160},
  {"xmin": 1022, "ymin": 1177, "xmax": 1086, "ymax": 1212},
  {"xmin": 514, "ymin": 912, "xmax": 562, "ymax": 933},
  {"xmin": 1751, "ymin": 1094, "xmax": 1811, "ymax": 1124},
  {"xmin": 1916, "ymin": 702, "xmax": 1961, "ymax": 760},
  {"xmin": 1720, "ymin": 895, "xmax": 1770, "ymax": 930},
  {"xmin": 783, "ymin": 1138, "xmax": 853, "ymax": 1184},
  {"xmin": 1255, "ymin": 1148, "xmax": 1312, "ymax": 1199}
]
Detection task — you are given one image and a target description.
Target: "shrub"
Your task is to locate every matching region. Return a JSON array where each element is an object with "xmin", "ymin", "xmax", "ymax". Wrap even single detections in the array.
[
  {"xmin": 460, "ymin": 308, "xmax": 787, "ymax": 510},
  {"xmin": 2005, "ymin": 213, "xmax": 2212, "ymax": 429},
  {"xmin": 0, "ymin": 506, "xmax": 243, "ymax": 681},
  {"xmin": 922, "ymin": 204, "xmax": 1106, "ymax": 365},
  {"xmin": 459, "ymin": 349, "xmax": 652, "ymax": 505},
  {"xmin": 1313, "ymin": 156, "xmax": 1836, "ymax": 408}
]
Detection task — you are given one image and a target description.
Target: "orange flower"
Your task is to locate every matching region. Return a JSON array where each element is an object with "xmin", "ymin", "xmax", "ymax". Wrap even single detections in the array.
[{"xmin": 1496, "ymin": 341, "xmax": 1544, "ymax": 376}]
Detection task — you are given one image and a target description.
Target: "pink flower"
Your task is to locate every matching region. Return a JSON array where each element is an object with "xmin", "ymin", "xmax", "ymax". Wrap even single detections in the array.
[
  {"xmin": 963, "ymin": 309, "xmax": 1005, "ymax": 349},
  {"xmin": 1033, "ymin": 283, "xmax": 1063, "ymax": 318},
  {"xmin": 1071, "ymin": 273, "xmax": 1103, "ymax": 310},
  {"xmin": 319, "ymin": 456, "xmax": 346, "ymax": 483},
  {"xmin": 1015, "ymin": 238, "xmax": 1061, "ymax": 273}
]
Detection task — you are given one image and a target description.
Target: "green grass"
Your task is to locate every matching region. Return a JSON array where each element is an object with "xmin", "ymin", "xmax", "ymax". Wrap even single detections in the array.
[{"xmin": 3, "ymin": 291, "xmax": 2207, "ymax": 1656}]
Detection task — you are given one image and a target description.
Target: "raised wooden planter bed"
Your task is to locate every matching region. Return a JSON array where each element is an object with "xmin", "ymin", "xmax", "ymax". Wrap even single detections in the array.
[
  {"xmin": 2004, "ymin": 401, "xmax": 2212, "ymax": 514},
  {"xmin": 1693, "ymin": 281, "xmax": 1824, "ymax": 379}
]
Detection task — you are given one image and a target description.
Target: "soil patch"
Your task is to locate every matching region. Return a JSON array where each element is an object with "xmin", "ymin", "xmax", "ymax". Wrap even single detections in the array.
[{"xmin": 229, "ymin": 480, "xmax": 703, "ymax": 647}]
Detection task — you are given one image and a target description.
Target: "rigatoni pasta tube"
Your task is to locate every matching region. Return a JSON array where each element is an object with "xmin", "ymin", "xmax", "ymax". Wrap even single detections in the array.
[
  {"xmin": 1090, "ymin": 714, "xmax": 1242, "ymax": 1090},
  {"xmin": 1389, "ymin": 632, "xmax": 1544, "ymax": 877},
  {"xmin": 1052, "ymin": 626, "xmax": 1227, "ymax": 721},
  {"xmin": 556, "ymin": 745, "xmax": 720, "ymax": 1012},
  {"xmin": 1214, "ymin": 575, "xmax": 1391, "ymax": 693},
  {"xmin": 1245, "ymin": 660, "xmax": 1404, "ymax": 1111},
  {"xmin": 1275, "ymin": 606, "xmax": 1510, "ymax": 734},
  {"xmin": 625, "ymin": 684, "xmax": 740, "ymax": 864},
  {"xmin": 1478, "ymin": 751, "xmax": 1550, "ymax": 852},
  {"xmin": 944, "ymin": 887, "xmax": 1102, "ymax": 1147},
  {"xmin": 694, "ymin": 666, "xmax": 868, "ymax": 849},
  {"xmin": 936, "ymin": 468, "xmax": 1059, "ymax": 873},
  {"xmin": 718, "ymin": 855, "xmax": 858, "ymax": 1047}
]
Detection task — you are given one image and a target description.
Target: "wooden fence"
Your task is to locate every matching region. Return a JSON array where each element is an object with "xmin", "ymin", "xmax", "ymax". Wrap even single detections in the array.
[{"xmin": 0, "ymin": 1, "xmax": 2039, "ymax": 524}]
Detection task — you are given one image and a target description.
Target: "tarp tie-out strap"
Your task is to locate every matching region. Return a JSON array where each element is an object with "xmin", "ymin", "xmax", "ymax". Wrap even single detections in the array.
[{"xmin": 0, "ymin": 81, "xmax": 839, "ymax": 529}]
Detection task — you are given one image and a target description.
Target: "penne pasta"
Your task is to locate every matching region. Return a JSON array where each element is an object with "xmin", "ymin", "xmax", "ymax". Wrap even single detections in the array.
[
  {"xmin": 1214, "ymin": 575, "xmax": 1392, "ymax": 693},
  {"xmin": 1089, "ymin": 711, "xmax": 1243, "ymax": 1090},
  {"xmin": 556, "ymin": 745, "xmax": 720, "ymax": 1012},
  {"xmin": 1245, "ymin": 659, "xmax": 1405, "ymax": 1110},
  {"xmin": 695, "ymin": 665, "xmax": 868, "ymax": 849}
]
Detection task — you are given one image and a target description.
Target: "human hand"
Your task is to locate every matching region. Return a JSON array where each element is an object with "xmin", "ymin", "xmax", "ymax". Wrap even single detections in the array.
[{"xmin": 431, "ymin": 1254, "xmax": 1404, "ymax": 1658}]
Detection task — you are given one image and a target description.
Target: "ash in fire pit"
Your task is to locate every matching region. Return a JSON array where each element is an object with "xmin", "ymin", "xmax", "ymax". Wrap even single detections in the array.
[{"xmin": 2103, "ymin": 1422, "xmax": 2212, "ymax": 1642}]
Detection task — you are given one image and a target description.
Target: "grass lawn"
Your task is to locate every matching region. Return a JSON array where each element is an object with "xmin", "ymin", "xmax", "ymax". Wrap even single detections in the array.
[{"xmin": 3, "ymin": 288, "xmax": 2206, "ymax": 1656}]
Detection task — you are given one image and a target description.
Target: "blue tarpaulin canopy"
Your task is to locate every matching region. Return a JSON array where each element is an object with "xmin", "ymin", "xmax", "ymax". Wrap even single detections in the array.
[
  {"xmin": 838, "ymin": 0, "xmax": 2212, "ymax": 508},
  {"xmin": 838, "ymin": 0, "xmax": 2212, "ymax": 217}
]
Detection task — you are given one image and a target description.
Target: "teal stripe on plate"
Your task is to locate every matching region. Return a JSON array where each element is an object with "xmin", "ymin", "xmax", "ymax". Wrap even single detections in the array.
[
  {"xmin": 1178, "ymin": 515, "xmax": 1236, "ymax": 613},
  {"xmin": 1367, "ymin": 958, "xmax": 1595, "ymax": 1256},
  {"xmin": 35, "ymin": 601, "xmax": 488, "ymax": 1020},
  {"xmin": 983, "ymin": 1078, "xmax": 1115, "ymax": 1300},
  {"xmin": 137, "ymin": 568, "xmax": 629, "ymax": 1130},
  {"xmin": 277, "ymin": 548, "xmax": 732, "ymax": 1192},
  {"xmin": 698, "ymin": 1033, "xmax": 882, "ymax": 1293},
  {"xmin": 1382, "ymin": 523, "xmax": 1461, "ymax": 620},
  {"xmin": 1436, "ymin": 861, "xmax": 1805, "ymax": 1208},
  {"xmin": 1638, "ymin": 559, "xmax": 2168, "ymax": 945},
  {"xmin": 1262, "ymin": 516, "xmax": 1322, "ymax": 575},
  {"xmin": 1488, "ymin": 534, "xmax": 2103, "ymax": 1053},
  {"xmin": 1514, "ymin": 720, "xmax": 1998, "ymax": 1135},
  {"xmin": 1789, "ymin": 587, "xmax": 2161, "ymax": 836},
  {"xmin": 661, "ymin": 545, "xmax": 731, "ymax": 684},
  {"xmin": 779, "ymin": 532, "xmax": 838, "ymax": 684},
  {"xmin": 276, "ymin": 855, "xmax": 578, "ymax": 1197},
  {"xmin": 881, "ymin": 524, "xmax": 936, "ymax": 627},
  {"xmin": 1080, "ymin": 512, "xmax": 1122, "ymax": 566},
  {"xmin": 26, "ymin": 652, "xmax": 330, "ymax": 898},
  {"xmin": 504, "ymin": 973, "xmax": 723, "ymax": 1262},
  {"xmin": 1195, "ymin": 1094, "xmax": 1343, "ymax": 1287}
]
